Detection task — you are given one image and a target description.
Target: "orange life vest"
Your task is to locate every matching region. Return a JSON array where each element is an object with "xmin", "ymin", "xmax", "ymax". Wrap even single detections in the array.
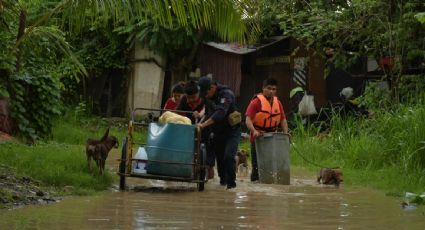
[{"xmin": 253, "ymin": 94, "xmax": 282, "ymax": 132}]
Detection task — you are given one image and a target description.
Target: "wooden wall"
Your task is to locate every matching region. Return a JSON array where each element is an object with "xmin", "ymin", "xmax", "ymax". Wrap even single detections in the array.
[{"xmin": 199, "ymin": 38, "xmax": 326, "ymax": 117}]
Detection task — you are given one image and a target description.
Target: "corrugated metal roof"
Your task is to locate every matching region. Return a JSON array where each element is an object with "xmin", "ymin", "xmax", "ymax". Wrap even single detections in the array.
[{"xmin": 203, "ymin": 36, "xmax": 287, "ymax": 54}]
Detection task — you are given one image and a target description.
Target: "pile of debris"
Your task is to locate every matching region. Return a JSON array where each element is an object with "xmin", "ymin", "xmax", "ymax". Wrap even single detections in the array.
[{"xmin": 0, "ymin": 164, "xmax": 60, "ymax": 209}]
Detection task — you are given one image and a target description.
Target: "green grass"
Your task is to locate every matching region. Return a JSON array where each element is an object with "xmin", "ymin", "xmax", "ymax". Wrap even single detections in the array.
[
  {"xmin": 0, "ymin": 110, "xmax": 148, "ymax": 196},
  {"xmin": 239, "ymin": 139, "xmax": 250, "ymax": 152},
  {"xmin": 290, "ymin": 103, "xmax": 425, "ymax": 195},
  {"xmin": 5, "ymin": 102, "xmax": 425, "ymax": 196},
  {"xmin": 0, "ymin": 142, "xmax": 113, "ymax": 195},
  {"xmin": 52, "ymin": 113, "xmax": 147, "ymax": 145}
]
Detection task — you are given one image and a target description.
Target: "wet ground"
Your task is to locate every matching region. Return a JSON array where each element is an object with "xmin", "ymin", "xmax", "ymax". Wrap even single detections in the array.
[{"xmin": 1, "ymin": 151, "xmax": 425, "ymax": 229}]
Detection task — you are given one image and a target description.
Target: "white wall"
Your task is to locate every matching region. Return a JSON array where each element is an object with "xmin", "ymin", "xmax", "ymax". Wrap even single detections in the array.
[{"xmin": 127, "ymin": 43, "xmax": 166, "ymax": 116}]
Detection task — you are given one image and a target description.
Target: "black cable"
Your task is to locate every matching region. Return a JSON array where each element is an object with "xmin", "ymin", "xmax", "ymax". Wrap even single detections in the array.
[{"xmin": 289, "ymin": 139, "xmax": 330, "ymax": 168}]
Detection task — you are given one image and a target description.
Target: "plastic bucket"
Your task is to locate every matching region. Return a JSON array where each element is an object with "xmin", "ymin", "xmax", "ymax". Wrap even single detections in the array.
[{"xmin": 255, "ymin": 132, "xmax": 290, "ymax": 185}]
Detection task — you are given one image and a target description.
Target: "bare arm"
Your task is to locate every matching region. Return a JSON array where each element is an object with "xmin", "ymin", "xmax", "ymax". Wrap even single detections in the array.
[
  {"xmin": 198, "ymin": 118, "xmax": 215, "ymax": 129},
  {"xmin": 246, "ymin": 116, "xmax": 260, "ymax": 137},
  {"xmin": 281, "ymin": 118, "xmax": 289, "ymax": 134}
]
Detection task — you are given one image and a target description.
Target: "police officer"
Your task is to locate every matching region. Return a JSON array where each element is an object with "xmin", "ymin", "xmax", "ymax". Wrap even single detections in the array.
[{"xmin": 197, "ymin": 76, "xmax": 241, "ymax": 189}]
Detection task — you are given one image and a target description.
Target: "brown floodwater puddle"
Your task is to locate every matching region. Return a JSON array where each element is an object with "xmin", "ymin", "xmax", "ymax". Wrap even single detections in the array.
[{"xmin": 1, "ymin": 151, "xmax": 424, "ymax": 229}]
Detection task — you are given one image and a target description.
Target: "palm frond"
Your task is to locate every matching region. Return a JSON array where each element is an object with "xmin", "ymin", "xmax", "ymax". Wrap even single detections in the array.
[
  {"xmin": 22, "ymin": 26, "xmax": 87, "ymax": 76},
  {"xmin": 57, "ymin": 0, "xmax": 250, "ymax": 42}
]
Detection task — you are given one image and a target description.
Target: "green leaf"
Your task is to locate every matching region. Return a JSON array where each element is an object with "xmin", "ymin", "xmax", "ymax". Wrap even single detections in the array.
[{"xmin": 415, "ymin": 12, "xmax": 425, "ymax": 24}]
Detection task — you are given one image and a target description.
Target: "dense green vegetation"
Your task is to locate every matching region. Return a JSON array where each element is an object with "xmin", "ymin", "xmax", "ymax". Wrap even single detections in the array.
[
  {"xmin": 290, "ymin": 86, "xmax": 425, "ymax": 195},
  {"xmin": 0, "ymin": 0, "xmax": 251, "ymax": 141}
]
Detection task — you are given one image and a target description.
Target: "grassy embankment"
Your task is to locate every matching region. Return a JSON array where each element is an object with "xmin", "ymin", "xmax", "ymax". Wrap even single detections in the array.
[
  {"xmin": 2, "ymin": 101, "xmax": 425, "ymax": 196},
  {"xmin": 290, "ymin": 101, "xmax": 425, "ymax": 196},
  {"xmin": 0, "ymin": 113, "xmax": 146, "ymax": 195}
]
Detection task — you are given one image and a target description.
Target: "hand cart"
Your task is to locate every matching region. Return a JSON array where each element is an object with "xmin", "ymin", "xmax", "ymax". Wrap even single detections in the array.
[{"xmin": 118, "ymin": 108, "xmax": 207, "ymax": 191}]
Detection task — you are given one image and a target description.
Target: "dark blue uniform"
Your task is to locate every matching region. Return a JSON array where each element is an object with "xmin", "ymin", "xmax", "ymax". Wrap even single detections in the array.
[
  {"xmin": 209, "ymin": 85, "xmax": 241, "ymax": 188},
  {"xmin": 203, "ymin": 100, "xmax": 216, "ymax": 169}
]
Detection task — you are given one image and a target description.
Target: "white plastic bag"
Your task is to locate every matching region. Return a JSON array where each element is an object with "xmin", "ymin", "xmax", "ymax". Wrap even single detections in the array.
[
  {"xmin": 158, "ymin": 111, "xmax": 191, "ymax": 125},
  {"xmin": 298, "ymin": 94, "xmax": 317, "ymax": 116}
]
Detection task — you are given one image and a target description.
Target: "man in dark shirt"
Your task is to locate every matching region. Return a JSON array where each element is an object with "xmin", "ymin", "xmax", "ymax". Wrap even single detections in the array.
[
  {"xmin": 176, "ymin": 80, "xmax": 205, "ymax": 123},
  {"xmin": 197, "ymin": 76, "xmax": 241, "ymax": 189},
  {"xmin": 177, "ymin": 81, "xmax": 216, "ymax": 179}
]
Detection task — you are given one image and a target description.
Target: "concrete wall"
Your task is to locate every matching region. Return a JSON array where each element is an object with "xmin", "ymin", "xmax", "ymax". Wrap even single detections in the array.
[{"xmin": 127, "ymin": 43, "xmax": 166, "ymax": 116}]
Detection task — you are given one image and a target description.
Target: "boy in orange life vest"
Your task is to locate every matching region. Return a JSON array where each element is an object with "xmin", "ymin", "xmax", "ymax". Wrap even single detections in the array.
[{"xmin": 245, "ymin": 78, "xmax": 289, "ymax": 182}]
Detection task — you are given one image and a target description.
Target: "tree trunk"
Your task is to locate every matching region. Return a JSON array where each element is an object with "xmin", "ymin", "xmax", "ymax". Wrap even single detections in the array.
[
  {"xmin": 15, "ymin": 10, "xmax": 26, "ymax": 73},
  {"xmin": 106, "ymin": 75, "xmax": 113, "ymax": 117},
  {"xmin": 171, "ymin": 67, "xmax": 187, "ymax": 84},
  {"xmin": 169, "ymin": 28, "xmax": 204, "ymax": 86},
  {"xmin": 82, "ymin": 74, "xmax": 87, "ymax": 100}
]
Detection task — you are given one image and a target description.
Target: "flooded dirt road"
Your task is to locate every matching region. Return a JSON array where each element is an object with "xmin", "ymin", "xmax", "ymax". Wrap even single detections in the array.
[
  {"xmin": 2, "ymin": 173, "xmax": 425, "ymax": 229},
  {"xmin": 1, "ymin": 151, "xmax": 425, "ymax": 229}
]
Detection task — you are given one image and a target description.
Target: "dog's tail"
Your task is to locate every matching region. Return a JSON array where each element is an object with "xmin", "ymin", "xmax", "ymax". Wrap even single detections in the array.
[{"xmin": 100, "ymin": 128, "xmax": 109, "ymax": 142}]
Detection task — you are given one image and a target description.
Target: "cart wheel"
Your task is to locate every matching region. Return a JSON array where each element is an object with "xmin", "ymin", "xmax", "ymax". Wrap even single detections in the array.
[
  {"xmin": 119, "ymin": 137, "xmax": 128, "ymax": 190},
  {"xmin": 197, "ymin": 143, "xmax": 207, "ymax": 191}
]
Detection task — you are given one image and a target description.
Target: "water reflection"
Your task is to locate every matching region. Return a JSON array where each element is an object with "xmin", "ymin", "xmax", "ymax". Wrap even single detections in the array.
[
  {"xmin": 1, "ymin": 181, "xmax": 425, "ymax": 229},
  {"xmin": 1, "ymin": 168, "xmax": 425, "ymax": 229}
]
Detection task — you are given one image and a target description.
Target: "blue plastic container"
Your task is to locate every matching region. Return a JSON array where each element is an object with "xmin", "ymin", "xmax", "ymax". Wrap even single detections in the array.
[{"xmin": 145, "ymin": 123, "xmax": 195, "ymax": 178}]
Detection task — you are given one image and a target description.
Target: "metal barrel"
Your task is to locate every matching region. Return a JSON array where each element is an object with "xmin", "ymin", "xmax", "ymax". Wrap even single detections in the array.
[{"xmin": 255, "ymin": 132, "xmax": 290, "ymax": 185}]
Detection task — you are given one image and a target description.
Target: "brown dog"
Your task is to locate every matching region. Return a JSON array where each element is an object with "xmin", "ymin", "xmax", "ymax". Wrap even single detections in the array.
[
  {"xmin": 86, "ymin": 128, "xmax": 119, "ymax": 175},
  {"xmin": 317, "ymin": 167, "xmax": 343, "ymax": 186},
  {"xmin": 235, "ymin": 149, "xmax": 249, "ymax": 177}
]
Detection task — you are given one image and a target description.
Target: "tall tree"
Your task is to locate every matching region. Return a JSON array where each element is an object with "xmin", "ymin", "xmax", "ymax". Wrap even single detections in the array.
[
  {"xmin": 60, "ymin": 0, "xmax": 253, "ymax": 82},
  {"xmin": 27, "ymin": 0, "xmax": 249, "ymax": 43},
  {"xmin": 0, "ymin": 0, "xmax": 252, "ymax": 140},
  {"xmin": 269, "ymin": 0, "xmax": 425, "ymax": 101}
]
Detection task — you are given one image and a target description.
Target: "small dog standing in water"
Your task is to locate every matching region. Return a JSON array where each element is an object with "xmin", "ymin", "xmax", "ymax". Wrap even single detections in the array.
[
  {"xmin": 86, "ymin": 128, "xmax": 119, "ymax": 175},
  {"xmin": 317, "ymin": 167, "xmax": 343, "ymax": 186},
  {"xmin": 235, "ymin": 149, "xmax": 249, "ymax": 177}
]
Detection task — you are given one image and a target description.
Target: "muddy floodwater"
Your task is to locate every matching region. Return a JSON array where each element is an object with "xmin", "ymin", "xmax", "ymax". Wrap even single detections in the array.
[{"xmin": 1, "ymin": 152, "xmax": 425, "ymax": 229}]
